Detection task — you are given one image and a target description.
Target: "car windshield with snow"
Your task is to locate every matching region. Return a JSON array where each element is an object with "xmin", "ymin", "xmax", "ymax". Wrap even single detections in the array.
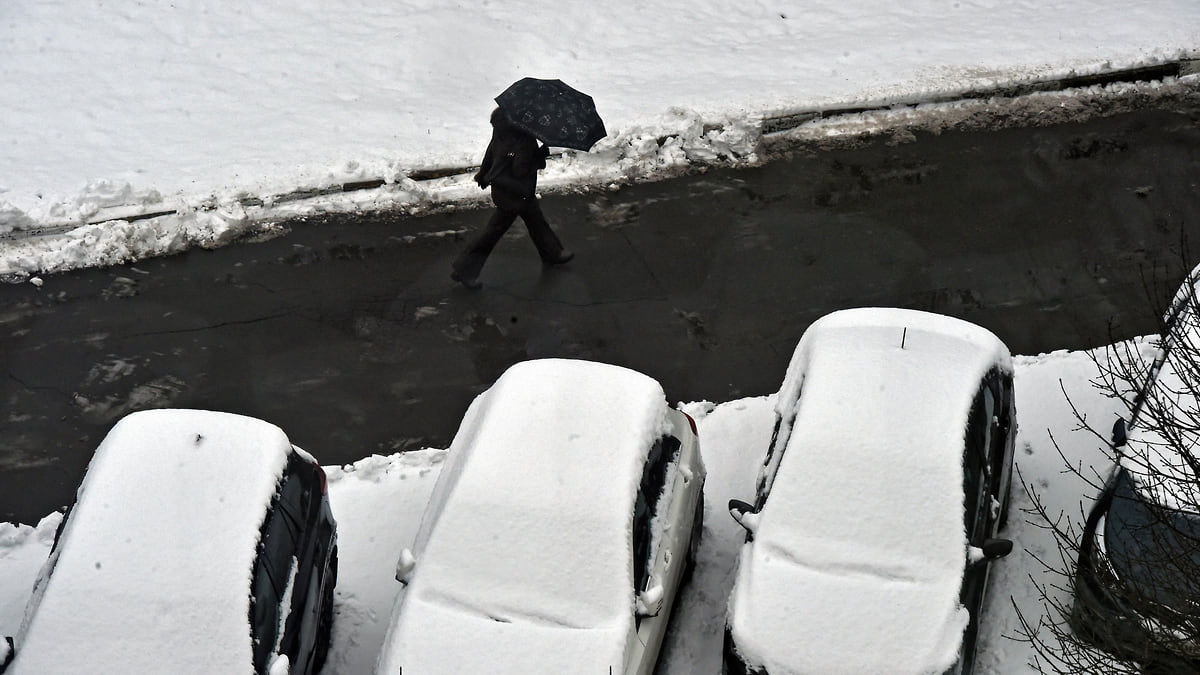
[
  {"xmin": 1071, "ymin": 263, "xmax": 1200, "ymax": 672},
  {"xmin": 723, "ymin": 307, "xmax": 1016, "ymax": 675},
  {"xmin": 0, "ymin": 409, "xmax": 338, "ymax": 675},
  {"xmin": 375, "ymin": 358, "xmax": 706, "ymax": 675}
]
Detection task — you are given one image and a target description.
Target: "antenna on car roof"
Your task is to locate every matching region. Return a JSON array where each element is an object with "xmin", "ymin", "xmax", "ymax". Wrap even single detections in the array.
[{"xmin": 901, "ymin": 326, "xmax": 907, "ymax": 349}]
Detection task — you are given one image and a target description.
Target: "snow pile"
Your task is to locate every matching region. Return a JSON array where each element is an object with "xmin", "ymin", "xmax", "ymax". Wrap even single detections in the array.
[
  {"xmin": 320, "ymin": 450, "xmax": 446, "ymax": 675},
  {"xmin": 0, "ymin": 514, "xmax": 62, "ymax": 636}
]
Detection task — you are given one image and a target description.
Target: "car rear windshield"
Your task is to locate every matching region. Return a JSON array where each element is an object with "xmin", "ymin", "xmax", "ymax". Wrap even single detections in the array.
[{"xmin": 1105, "ymin": 468, "xmax": 1200, "ymax": 611}]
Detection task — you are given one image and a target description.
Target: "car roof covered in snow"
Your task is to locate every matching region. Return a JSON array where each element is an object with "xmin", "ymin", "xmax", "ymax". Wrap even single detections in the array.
[
  {"xmin": 730, "ymin": 307, "xmax": 1012, "ymax": 675},
  {"xmin": 379, "ymin": 358, "xmax": 671, "ymax": 673},
  {"xmin": 14, "ymin": 408, "xmax": 294, "ymax": 674}
]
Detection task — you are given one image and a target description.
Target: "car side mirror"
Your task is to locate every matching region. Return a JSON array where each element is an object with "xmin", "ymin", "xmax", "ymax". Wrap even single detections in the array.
[
  {"xmin": 728, "ymin": 499, "xmax": 759, "ymax": 534},
  {"xmin": 636, "ymin": 581, "xmax": 664, "ymax": 618},
  {"xmin": 1111, "ymin": 418, "xmax": 1128, "ymax": 448},
  {"xmin": 980, "ymin": 538, "xmax": 1013, "ymax": 561},
  {"xmin": 395, "ymin": 548, "xmax": 416, "ymax": 584},
  {"xmin": 1, "ymin": 636, "xmax": 14, "ymax": 673}
]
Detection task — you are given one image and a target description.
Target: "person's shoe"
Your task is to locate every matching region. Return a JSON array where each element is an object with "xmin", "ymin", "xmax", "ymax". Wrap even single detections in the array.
[
  {"xmin": 544, "ymin": 250, "xmax": 574, "ymax": 266},
  {"xmin": 450, "ymin": 270, "xmax": 482, "ymax": 290}
]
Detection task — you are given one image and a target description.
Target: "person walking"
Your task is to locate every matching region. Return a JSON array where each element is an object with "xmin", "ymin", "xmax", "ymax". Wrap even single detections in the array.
[{"xmin": 450, "ymin": 107, "xmax": 573, "ymax": 290}]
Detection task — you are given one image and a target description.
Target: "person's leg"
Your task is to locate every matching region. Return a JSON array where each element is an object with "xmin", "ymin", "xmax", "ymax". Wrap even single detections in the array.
[
  {"xmin": 452, "ymin": 207, "xmax": 518, "ymax": 283},
  {"xmin": 519, "ymin": 198, "xmax": 571, "ymax": 265}
]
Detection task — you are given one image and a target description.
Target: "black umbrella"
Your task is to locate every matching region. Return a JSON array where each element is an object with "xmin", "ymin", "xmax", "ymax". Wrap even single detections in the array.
[{"xmin": 494, "ymin": 78, "xmax": 606, "ymax": 151}]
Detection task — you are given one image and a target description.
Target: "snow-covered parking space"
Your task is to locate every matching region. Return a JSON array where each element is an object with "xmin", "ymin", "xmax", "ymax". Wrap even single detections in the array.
[{"xmin": 0, "ymin": 343, "xmax": 1146, "ymax": 673}]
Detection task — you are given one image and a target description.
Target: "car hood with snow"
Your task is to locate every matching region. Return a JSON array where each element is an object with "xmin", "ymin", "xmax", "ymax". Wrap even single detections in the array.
[
  {"xmin": 728, "ymin": 307, "xmax": 1013, "ymax": 674},
  {"xmin": 728, "ymin": 541, "xmax": 969, "ymax": 674},
  {"xmin": 378, "ymin": 588, "xmax": 629, "ymax": 674}
]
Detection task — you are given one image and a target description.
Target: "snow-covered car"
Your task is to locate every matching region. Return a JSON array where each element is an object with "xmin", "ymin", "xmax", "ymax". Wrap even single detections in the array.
[
  {"xmin": 0, "ymin": 409, "xmax": 338, "ymax": 675},
  {"xmin": 1071, "ymin": 264, "xmax": 1200, "ymax": 671},
  {"xmin": 375, "ymin": 358, "xmax": 706, "ymax": 675},
  {"xmin": 723, "ymin": 307, "xmax": 1017, "ymax": 675}
]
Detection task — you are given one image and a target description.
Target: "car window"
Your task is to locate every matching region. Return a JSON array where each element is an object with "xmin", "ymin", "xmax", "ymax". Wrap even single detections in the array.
[
  {"xmin": 633, "ymin": 435, "xmax": 682, "ymax": 595},
  {"xmin": 286, "ymin": 452, "xmax": 321, "ymax": 521},
  {"xmin": 963, "ymin": 386, "xmax": 991, "ymax": 544},
  {"xmin": 755, "ymin": 416, "xmax": 784, "ymax": 509},
  {"xmin": 276, "ymin": 465, "xmax": 309, "ymax": 539},
  {"xmin": 987, "ymin": 373, "xmax": 1013, "ymax": 497},
  {"xmin": 1105, "ymin": 469, "xmax": 1200, "ymax": 612},
  {"xmin": 50, "ymin": 504, "xmax": 72, "ymax": 551},
  {"xmin": 960, "ymin": 383, "xmax": 997, "ymax": 620},
  {"xmin": 981, "ymin": 385, "xmax": 995, "ymax": 475},
  {"xmin": 757, "ymin": 380, "xmax": 804, "ymax": 507},
  {"xmin": 250, "ymin": 467, "xmax": 303, "ymax": 672}
]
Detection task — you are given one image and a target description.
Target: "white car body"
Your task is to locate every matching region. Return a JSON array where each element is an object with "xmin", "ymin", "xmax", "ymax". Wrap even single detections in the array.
[
  {"xmin": 375, "ymin": 358, "xmax": 705, "ymax": 675},
  {"xmin": 725, "ymin": 308, "xmax": 1014, "ymax": 675}
]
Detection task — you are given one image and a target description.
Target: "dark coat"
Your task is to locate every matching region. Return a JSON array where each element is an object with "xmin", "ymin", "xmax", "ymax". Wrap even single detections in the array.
[{"xmin": 474, "ymin": 107, "xmax": 550, "ymax": 212}]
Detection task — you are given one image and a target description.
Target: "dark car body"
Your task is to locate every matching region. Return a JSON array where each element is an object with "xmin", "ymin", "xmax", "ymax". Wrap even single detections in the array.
[
  {"xmin": 1072, "ymin": 468, "xmax": 1200, "ymax": 671},
  {"xmin": 251, "ymin": 447, "xmax": 341, "ymax": 675},
  {"xmin": 1, "ymin": 409, "xmax": 338, "ymax": 675},
  {"xmin": 723, "ymin": 308, "xmax": 1016, "ymax": 675},
  {"xmin": 1071, "ymin": 265, "xmax": 1200, "ymax": 672}
]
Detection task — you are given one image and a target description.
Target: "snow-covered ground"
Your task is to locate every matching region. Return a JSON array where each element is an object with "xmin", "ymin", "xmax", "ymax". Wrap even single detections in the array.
[
  {"xmin": 0, "ymin": 341, "xmax": 1149, "ymax": 673},
  {"xmin": 1, "ymin": 1, "xmax": 1198, "ymax": 277}
]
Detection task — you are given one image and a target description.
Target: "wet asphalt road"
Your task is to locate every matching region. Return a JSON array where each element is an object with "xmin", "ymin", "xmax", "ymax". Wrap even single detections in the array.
[{"xmin": 3, "ymin": 103, "xmax": 1200, "ymax": 524}]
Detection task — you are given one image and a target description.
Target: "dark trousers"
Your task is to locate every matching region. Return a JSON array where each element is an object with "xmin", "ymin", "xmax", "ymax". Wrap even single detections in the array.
[{"xmin": 452, "ymin": 197, "xmax": 565, "ymax": 279}]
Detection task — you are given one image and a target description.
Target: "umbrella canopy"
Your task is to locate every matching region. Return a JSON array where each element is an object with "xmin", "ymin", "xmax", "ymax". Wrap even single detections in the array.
[{"xmin": 495, "ymin": 78, "xmax": 606, "ymax": 151}]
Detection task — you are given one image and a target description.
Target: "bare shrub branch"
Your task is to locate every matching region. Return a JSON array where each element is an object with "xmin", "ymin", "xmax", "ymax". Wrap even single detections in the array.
[{"xmin": 1012, "ymin": 256, "xmax": 1200, "ymax": 674}]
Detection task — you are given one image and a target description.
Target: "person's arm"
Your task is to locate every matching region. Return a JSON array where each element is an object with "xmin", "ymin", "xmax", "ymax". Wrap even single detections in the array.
[{"xmin": 473, "ymin": 138, "xmax": 497, "ymax": 188}]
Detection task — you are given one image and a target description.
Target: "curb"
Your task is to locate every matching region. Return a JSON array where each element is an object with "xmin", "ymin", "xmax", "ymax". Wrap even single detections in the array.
[{"xmin": 760, "ymin": 60, "xmax": 1199, "ymax": 135}]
